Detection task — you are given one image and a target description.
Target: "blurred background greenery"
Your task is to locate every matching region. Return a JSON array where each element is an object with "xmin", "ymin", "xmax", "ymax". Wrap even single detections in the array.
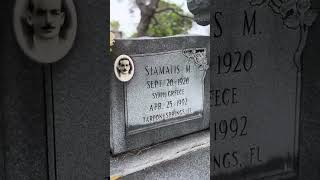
[{"xmin": 110, "ymin": 0, "xmax": 209, "ymax": 38}]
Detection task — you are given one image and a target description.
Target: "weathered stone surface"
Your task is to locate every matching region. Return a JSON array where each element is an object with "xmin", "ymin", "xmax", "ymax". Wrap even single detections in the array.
[
  {"xmin": 111, "ymin": 131, "xmax": 209, "ymax": 180},
  {"xmin": 1, "ymin": 0, "xmax": 109, "ymax": 179},
  {"xmin": 49, "ymin": 0, "xmax": 109, "ymax": 179},
  {"xmin": 110, "ymin": 36, "xmax": 210, "ymax": 154},
  {"xmin": 123, "ymin": 147, "xmax": 209, "ymax": 180},
  {"xmin": 1, "ymin": 1, "xmax": 48, "ymax": 179},
  {"xmin": 299, "ymin": 6, "xmax": 320, "ymax": 180},
  {"xmin": 210, "ymin": 0, "xmax": 318, "ymax": 179},
  {"xmin": 0, "ymin": 111, "xmax": 3, "ymax": 180}
]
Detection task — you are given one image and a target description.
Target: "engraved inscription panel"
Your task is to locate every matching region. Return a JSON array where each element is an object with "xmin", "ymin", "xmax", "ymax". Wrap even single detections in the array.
[
  {"xmin": 211, "ymin": 0, "xmax": 317, "ymax": 178},
  {"xmin": 126, "ymin": 49, "xmax": 208, "ymax": 135}
]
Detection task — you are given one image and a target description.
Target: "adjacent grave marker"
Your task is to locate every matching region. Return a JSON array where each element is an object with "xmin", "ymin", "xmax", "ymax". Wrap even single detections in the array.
[
  {"xmin": 1, "ymin": 0, "xmax": 108, "ymax": 179},
  {"xmin": 211, "ymin": 0, "xmax": 317, "ymax": 179}
]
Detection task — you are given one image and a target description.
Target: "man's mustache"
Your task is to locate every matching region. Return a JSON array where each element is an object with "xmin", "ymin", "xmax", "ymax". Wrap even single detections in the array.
[{"xmin": 42, "ymin": 24, "xmax": 55, "ymax": 30}]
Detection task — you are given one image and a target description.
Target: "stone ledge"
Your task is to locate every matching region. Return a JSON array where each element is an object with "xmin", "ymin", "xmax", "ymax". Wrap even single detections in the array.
[{"xmin": 110, "ymin": 130, "xmax": 209, "ymax": 177}]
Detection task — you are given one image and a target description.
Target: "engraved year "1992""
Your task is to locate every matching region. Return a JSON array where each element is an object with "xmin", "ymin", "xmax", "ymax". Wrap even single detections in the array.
[
  {"xmin": 214, "ymin": 116, "xmax": 248, "ymax": 141},
  {"xmin": 166, "ymin": 98, "xmax": 188, "ymax": 108}
]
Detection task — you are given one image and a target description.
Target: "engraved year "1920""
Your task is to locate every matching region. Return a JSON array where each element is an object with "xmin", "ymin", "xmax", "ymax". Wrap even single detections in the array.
[{"xmin": 217, "ymin": 50, "xmax": 253, "ymax": 74}]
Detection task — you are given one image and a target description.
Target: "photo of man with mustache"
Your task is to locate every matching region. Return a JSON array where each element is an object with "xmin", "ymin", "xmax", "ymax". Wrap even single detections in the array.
[
  {"xmin": 114, "ymin": 55, "xmax": 135, "ymax": 82},
  {"xmin": 26, "ymin": 0, "xmax": 66, "ymax": 57},
  {"xmin": 13, "ymin": 0, "xmax": 77, "ymax": 63}
]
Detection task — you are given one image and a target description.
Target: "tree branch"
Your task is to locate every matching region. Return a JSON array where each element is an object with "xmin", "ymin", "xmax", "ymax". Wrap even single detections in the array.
[
  {"xmin": 152, "ymin": 17, "xmax": 159, "ymax": 26},
  {"xmin": 136, "ymin": 0, "xmax": 160, "ymax": 37},
  {"xmin": 155, "ymin": 8, "xmax": 193, "ymax": 20},
  {"xmin": 136, "ymin": 0, "xmax": 147, "ymax": 12}
]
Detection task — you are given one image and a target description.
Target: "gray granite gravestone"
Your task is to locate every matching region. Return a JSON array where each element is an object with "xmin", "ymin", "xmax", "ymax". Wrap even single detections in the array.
[
  {"xmin": 211, "ymin": 0, "xmax": 317, "ymax": 179},
  {"xmin": 0, "ymin": 0, "xmax": 5, "ymax": 171},
  {"xmin": 1, "ymin": 0, "xmax": 109, "ymax": 179},
  {"xmin": 0, "ymin": 107, "xmax": 4, "ymax": 180},
  {"xmin": 110, "ymin": 36, "xmax": 210, "ymax": 154},
  {"xmin": 299, "ymin": 2, "xmax": 320, "ymax": 180}
]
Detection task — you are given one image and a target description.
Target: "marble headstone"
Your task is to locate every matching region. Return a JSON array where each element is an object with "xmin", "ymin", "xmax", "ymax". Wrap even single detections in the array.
[{"xmin": 110, "ymin": 36, "xmax": 210, "ymax": 154}]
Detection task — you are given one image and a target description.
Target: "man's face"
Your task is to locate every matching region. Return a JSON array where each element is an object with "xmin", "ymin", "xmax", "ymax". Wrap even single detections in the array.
[
  {"xmin": 28, "ymin": 0, "xmax": 65, "ymax": 40},
  {"xmin": 118, "ymin": 59, "xmax": 131, "ymax": 75}
]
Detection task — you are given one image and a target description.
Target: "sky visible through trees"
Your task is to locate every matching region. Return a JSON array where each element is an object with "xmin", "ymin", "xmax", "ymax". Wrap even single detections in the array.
[{"xmin": 110, "ymin": 0, "xmax": 210, "ymax": 37}]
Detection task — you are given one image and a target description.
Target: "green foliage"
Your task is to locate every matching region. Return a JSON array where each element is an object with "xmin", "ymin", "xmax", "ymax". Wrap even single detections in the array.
[
  {"xmin": 143, "ymin": 0, "xmax": 192, "ymax": 37},
  {"xmin": 111, "ymin": 20, "xmax": 120, "ymax": 31}
]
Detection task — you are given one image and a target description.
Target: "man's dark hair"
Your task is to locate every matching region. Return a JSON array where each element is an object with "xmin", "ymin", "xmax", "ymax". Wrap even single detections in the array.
[{"xmin": 28, "ymin": 0, "xmax": 66, "ymax": 12}]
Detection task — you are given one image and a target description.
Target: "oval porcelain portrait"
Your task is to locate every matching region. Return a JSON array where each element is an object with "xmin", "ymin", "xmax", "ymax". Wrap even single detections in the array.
[
  {"xmin": 13, "ymin": 0, "xmax": 77, "ymax": 63},
  {"xmin": 114, "ymin": 55, "xmax": 135, "ymax": 82}
]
